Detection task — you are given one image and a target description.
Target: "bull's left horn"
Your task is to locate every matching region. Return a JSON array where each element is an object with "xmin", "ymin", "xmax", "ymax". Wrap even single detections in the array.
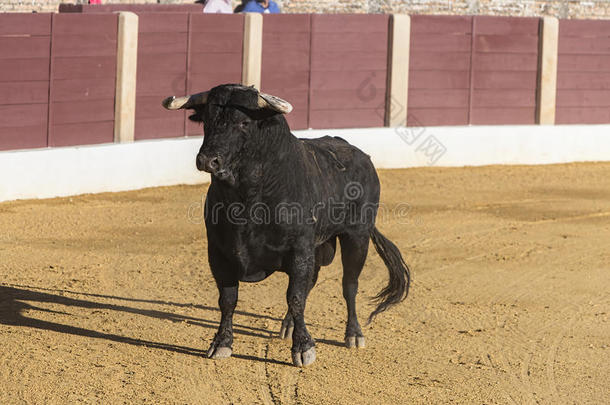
[
  {"xmin": 162, "ymin": 91, "xmax": 209, "ymax": 110},
  {"xmin": 257, "ymin": 93, "xmax": 293, "ymax": 114}
]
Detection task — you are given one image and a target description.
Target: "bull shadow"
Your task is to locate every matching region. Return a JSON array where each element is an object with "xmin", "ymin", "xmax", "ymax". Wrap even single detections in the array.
[{"xmin": 0, "ymin": 284, "xmax": 297, "ymax": 366}]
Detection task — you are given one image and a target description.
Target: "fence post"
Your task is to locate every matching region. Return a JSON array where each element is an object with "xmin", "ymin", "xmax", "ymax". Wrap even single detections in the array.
[
  {"xmin": 114, "ymin": 12, "xmax": 138, "ymax": 143},
  {"xmin": 242, "ymin": 13, "xmax": 263, "ymax": 89},
  {"xmin": 537, "ymin": 16, "xmax": 559, "ymax": 125},
  {"xmin": 386, "ymin": 14, "xmax": 411, "ymax": 127}
]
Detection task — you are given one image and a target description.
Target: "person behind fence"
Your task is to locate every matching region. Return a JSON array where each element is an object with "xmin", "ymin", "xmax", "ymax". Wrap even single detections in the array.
[
  {"xmin": 202, "ymin": 0, "xmax": 233, "ymax": 13},
  {"xmin": 241, "ymin": 0, "xmax": 280, "ymax": 13}
]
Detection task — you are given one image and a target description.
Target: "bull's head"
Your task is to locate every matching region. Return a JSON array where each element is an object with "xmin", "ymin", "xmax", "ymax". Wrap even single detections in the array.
[{"xmin": 162, "ymin": 84, "xmax": 292, "ymax": 186}]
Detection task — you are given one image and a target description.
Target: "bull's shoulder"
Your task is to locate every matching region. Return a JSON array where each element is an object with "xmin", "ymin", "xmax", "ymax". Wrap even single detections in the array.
[{"xmin": 299, "ymin": 136, "xmax": 370, "ymax": 172}]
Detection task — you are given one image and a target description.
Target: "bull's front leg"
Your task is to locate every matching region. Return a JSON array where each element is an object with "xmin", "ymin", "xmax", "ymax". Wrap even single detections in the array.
[
  {"xmin": 287, "ymin": 248, "xmax": 316, "ymax": 367},
  {"xmin": 207, "ymin": 283, "xmax": 238, "ymax": 359},
  {"xmin": 207, "ymin": 247, "xmax": 238, "ymax": 359}
]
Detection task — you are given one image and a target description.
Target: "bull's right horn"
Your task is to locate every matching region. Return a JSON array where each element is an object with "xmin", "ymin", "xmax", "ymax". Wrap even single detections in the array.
[{"xmin": 162, "ymin": 91, "xmax": 209, "ymax": 110}]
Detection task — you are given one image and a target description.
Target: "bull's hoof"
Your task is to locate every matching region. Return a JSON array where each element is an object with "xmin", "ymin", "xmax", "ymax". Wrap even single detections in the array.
[
  {"xmin": 207, "ymin": 345, "xmax": 232, "ymax": 359},
  {"xmin": 345, "ymin": 336, "xmax": 365, "ymax": 348},
  {"xmin": 292, "ymin": 346, "xmax": 316, "ymax": 367}
]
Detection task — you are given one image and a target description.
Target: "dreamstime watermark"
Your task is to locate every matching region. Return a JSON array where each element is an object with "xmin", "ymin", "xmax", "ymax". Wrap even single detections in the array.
[
  {"xmin": 187, "ymin": 181, "xmax": 423, "ymax": 227},
  {"xmin": 356, "ymin": 72, "xmax": 448, "ymax": 166}
]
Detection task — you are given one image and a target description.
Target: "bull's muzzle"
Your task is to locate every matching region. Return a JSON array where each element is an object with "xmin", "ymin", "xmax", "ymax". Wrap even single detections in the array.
[{"xmin": 196, "ymin": 153, "xmax": 221, "ymax": 174}]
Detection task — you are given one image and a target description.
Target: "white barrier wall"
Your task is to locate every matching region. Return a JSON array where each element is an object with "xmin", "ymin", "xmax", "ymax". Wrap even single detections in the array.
[{"xmin": 1, "ymin": 125, "xmax": 609, "ymax": 202}]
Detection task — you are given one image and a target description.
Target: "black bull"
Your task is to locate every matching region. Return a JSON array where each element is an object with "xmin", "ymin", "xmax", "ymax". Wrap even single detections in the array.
[{"xmin": 162, "ymin": 84, "xmax": 411, "ymax": 367}]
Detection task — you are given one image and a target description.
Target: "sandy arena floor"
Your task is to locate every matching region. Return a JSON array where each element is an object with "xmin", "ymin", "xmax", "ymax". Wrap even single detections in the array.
[{"xmin": 1, "ymin": 163, "xmax": 609, "ymax": 404}]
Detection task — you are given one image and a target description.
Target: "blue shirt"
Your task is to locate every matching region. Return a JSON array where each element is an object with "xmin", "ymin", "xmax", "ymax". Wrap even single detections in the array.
[{"xmin": 242, "ymin": 0, "xmax": 280, "ymax": 13}]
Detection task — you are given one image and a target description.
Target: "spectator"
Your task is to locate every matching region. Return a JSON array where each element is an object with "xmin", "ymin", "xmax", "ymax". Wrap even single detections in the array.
[
  {"xmin": 242, "ymin": 0, "xmax": 280, "ymax": 14},
  {"xmin": 202, "ymin": 0, "xmax": 233, "ymax": 13}
]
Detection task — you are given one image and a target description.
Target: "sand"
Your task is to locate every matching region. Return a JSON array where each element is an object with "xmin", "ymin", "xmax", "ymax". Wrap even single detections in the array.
[{"xmin": 1, "ymin": 162, "xmax": 608, "ymax": 404}]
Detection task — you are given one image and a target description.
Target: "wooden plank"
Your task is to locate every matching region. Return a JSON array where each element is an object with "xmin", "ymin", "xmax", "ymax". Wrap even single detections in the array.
[
  {"xmin": 0, "ymin": 37, "xmax": 51, "ymax": 59},
  {"xmin": 557, "ymin": 71, "xmax": 610, "ymax": 89},
  {"xmin": 474, "ymin": 52, "xmax": 539, "ymax": 71},
  {"xmin": 50, "ymin": 121, "xmax": 114, "ymax": 147},
  {"xmin": 189, "ymin": 53, "xmax": 242, "ymax": 74},
  {"xmin": 408, "ymin": 89, "xmax": 470, "ymax": 108},
  {"xmin": 311, "ymin": 51, "xmax": 387, "ymax": 71},
  {"xmin": 52, "ymin": 13, "xmax": 117, "ymax": 36},
  {"xmin": 558, "ymin": 36, "xmax": 610, "ymax": 55},
  {"xmin": 555, "ymin": 107, "xmax": 610, "ymax": 124},
  {"xmin": 411, "ymin": 15, "xmax": 472, "ymax": 34},
  {"xmin": 0, "ymin": 58, "xmax": 49, "ymax": 81},
  {"xmin": 262, "ymin": 51, "xmax": 311, "ymax": 72},
  {"xmin": 411, "ymin": 34, "xmax": 472, "ymax": 52},
  {"xmin": 472, "ymin": 89, "xmax": 537, "ymax": 107},
  {"xmin": 310, "ymin": 70, "xmax": 386, "ymax": 91},
  {"xmin": 475, "ymin": 35, "xmax": 539, "ymax": 53},
  {"xmin": 470, "ymin": 107, "xmax": 535, "ymax": 124},
  {"xmin": 406, "ymin": 108, "xmax": 469, "ymax": 127},
  {"xmin": 0, "ymin": 13, "xmax": 51, "ymax": 36},
  {"xmin": 53, "ymin": 56, "xmax": 116, "ymax": 79},
  {"xmin": 137, "ymin": 12, "xmax": 188, "ymax": 34},
  {"xmin": 0, "ymin": 124, "xmax": 47, "ymax": 151},
  {"xmin": 558, "ymin": 54, "xmax": 610, "ymax": 72},
  {"xmin": 136, "ymin": 73, "xmax": 187, "ymax": 96},
  {"xmin": 309, "ymin": 109, "xmax": 384, "ymax": 129},
  {"xmin": 284, "ymin": 112, "xmax": 308, "ymax": 130},
  {"xmin": 559, "ymin": 19, "xmax": 610, "ymax": 38},
  {"xmin": 190, "ymin": 32, "xmax": 245, "ymax": 53},
  {"xmin": 138, "ymin": 32, "xmax": 188, "ymax": 54},
  {"xmin": 311, "ymin": 32, "xmax": 389, "ymax": 53},
  {"xmin": 408, "ymin": 70, "xmax": 470, "ymax": 89},
  {"xmin": 263, "ymin": 14, "xmax": 310, "ymax": 33},
  {"xmin": 189, "ymin": 14, "xmax": 244, "ymax": 33},
  {"xmin": 262, "ymin": 32, "xmax": 310, "ymax": 49},
  {"xmin": 312, "ymin": 14, "xmax": 389, "ymax": 33},
  {"xmin": 135, "ymin": 116, "xmax": 185, "ymax": 140},
  {"xmin": 0, "ymin": 81, "xmax": 49, "ymax": 105},
  {"xmin": 52, "ymin": 77, "xmax": 116, "ymax": 102},
  {"xmin": 51, "ymin": 99, "xmax": 115, "ymax": 125},
  {"xmin": 309, "ymin": 88, "xmax": 386, "ymax": 110},
  {"xmin": 137, "ymin": 53, "xmax": 188, "ymax": 75},
  {"xmin": 473, "ymin": 71, "xmax": 538, "ymax": 89},
  {"xmin": 409, "ymin": 51, "xmax": 471, "ymax": 71},
  {"xmin": 556, "ymin": 89, "xmax": 610, "ymax": 107},
  {"xmin": 0, "ymin": 104, "xmax": 47, "ymax": 128},
  {"xmin": 77, "ymin": 4, "xmax": 201, "ymax": 13},
  {"xmin": 261, "ymin": 71, "xmax": 310, "ymax": 90},
  {"xmin": 474, "ymin": 16, "xmax": 539, "ymax": 35},
  {"xmin": 52, "ymin": 34, "xmax": 117, "ymax": 57}
]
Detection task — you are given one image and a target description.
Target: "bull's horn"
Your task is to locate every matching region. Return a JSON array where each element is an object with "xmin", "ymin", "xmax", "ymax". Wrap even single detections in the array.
[
  {"xmin": 257, "ymin": 92, "xmax": 293, "ymax": 114},
  {"xmin": 162, "ymin": 91, "xmax": 209, "ymax": 110}
]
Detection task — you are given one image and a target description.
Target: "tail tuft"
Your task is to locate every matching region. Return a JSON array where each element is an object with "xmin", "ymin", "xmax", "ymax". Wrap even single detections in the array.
[{"xmin": 368, "ymin": 227, "xmax": 411, "ymax": 324}]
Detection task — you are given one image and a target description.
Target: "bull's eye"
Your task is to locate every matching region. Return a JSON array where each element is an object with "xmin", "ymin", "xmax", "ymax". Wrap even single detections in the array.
[{"xmin": 238, "ymin": 121, "xmax": 249, "ymax": 130}]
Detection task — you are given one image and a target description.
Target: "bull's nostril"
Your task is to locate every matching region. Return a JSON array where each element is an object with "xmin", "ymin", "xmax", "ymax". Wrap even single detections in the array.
[{"xmin": 209, "ymin": 157, "xmax": 220, "ymax": 170}]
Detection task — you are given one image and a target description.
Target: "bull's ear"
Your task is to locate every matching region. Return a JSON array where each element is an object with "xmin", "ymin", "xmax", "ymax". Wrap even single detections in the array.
[
  {"xmin": 162, "ymin": 91, "xmax": 209, "ymax": 110},
  {"xmin": 257, "ymin": 92, "xmax": 293, "ymax": 114}
]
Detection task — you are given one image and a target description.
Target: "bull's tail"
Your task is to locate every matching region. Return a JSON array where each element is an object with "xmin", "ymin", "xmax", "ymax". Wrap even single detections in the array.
[{"xmin": 367, "ymin": 227, "xmax": 411, "ymax": 324}]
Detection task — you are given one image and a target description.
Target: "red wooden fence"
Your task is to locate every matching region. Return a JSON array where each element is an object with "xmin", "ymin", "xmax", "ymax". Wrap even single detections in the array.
[
  {"xmin": 261, "ymin": 14, "xmax": 311, "ymax": 130},
  {"xmin": 309, "ymin": 14, "xmax": 390, "ymax": 129},
  {"xmin": 471, "ymin": 16, "xmax": 539, "ymax": 125},
  {"xmin": 408, "ymin": 15, "xmax": 539, "ymax": 126},
  {"xmin": 3, "ymin": 13, "xmax": 610, "ymax": 152},
  {"xmin": 0, "ymin": 14, "xmax": 51, "ymax": 151},
  {"xmin": 409, "ymin": 15, "xmax": 472, "ymax": 126},
  {"xmin": 48, "ymin": 13, "xmax": 118, "ymax": 147},
  {"xmin": 557, "ymin": 19, "xmax": 610, "ymax": 124}
]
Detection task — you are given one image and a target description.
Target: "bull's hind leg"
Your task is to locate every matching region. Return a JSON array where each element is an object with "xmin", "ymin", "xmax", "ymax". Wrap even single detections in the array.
[
  {"xmin": 279, "ymin": 265, "xmax": 320, "ymax": 339},
  {"xmin": 339, "ymin": 232, "xmax": 369, "ymax": 348}
]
